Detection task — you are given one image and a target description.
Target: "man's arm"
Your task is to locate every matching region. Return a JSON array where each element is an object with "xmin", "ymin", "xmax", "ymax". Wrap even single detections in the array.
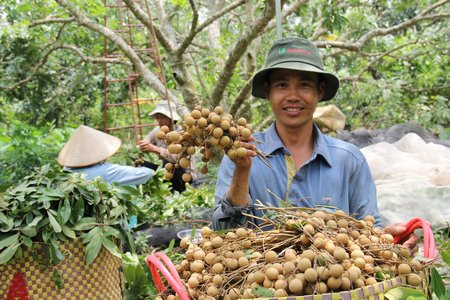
[{"xmin": 212, "ymin": 142, "xmax": 256, "ymax": 230}]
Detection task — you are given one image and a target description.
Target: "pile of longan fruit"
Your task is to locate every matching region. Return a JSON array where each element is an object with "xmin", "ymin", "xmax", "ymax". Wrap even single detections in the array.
[
  {"xmin": 157, "ymin": 105, "xmax": 253, "ymax": 182},
  {"xmin": 162, "ymin": 208, "xmax": 427, "ymax": 300}
]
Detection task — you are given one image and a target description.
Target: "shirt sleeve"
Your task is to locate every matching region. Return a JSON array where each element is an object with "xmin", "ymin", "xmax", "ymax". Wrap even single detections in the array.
[
  {"xmin": 106, "ymin": 164, "xmax": 154, "ymax": 186},
  {"xmin": 348, "ymin": 155, "xmax": 382, "ymax": 227},
  {"xmin": 212, "ymin": 155, "xmax": 253, "ymax": 230}
]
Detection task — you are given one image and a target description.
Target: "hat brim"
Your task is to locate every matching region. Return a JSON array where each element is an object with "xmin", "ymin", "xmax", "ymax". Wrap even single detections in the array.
[
  {"xmin": 251, "ymin": 62, "xmax": 340, "ymax": 101},
  {"xmin": 148, "ymin": 107, "xmax": 180, "ymax": 121},
  {"xmin": 57, "ymin": 125, "xmax": 122, "ymax": 168}
]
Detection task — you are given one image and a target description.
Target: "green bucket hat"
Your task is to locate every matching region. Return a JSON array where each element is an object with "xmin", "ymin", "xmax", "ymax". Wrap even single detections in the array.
[{"xmin": 251, "ymin": 37, "xmax": 339, "ymax": 101}]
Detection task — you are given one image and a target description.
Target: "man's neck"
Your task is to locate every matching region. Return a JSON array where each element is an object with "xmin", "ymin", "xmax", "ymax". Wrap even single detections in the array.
[{"xmin": 275, "ymin": 122, "xmax": 315, "ymax": 170}]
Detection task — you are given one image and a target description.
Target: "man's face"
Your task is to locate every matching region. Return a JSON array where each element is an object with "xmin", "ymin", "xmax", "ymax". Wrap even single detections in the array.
[
  {"xmin": 266, "ymin": 69, "xmax": 325, "ymax": 130},
  {"xmin": 153, "ymin": 113, "xmax": 172, "ymax": 127}
]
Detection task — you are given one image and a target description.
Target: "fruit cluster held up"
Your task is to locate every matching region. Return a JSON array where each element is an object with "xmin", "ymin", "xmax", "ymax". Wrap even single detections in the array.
[
  {"xmin": 164, "ymin": 206, "xmax": 428, "ymax": 299},
  {"xmin": 157, "ymin": 105, "xmax": 253, "ymax": 182}
]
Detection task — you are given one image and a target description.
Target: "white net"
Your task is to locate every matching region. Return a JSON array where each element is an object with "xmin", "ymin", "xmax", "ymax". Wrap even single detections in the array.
[{"xmin": 361, "ymin": 133, "xmax": 450, "ymax": 228}]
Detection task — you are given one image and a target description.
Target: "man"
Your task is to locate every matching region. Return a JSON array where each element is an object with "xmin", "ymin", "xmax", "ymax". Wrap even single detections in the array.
[
  {"xmin": 212, "ymin": 38, "xmax": 418, "ymax": 251},
  {"xmin": 137, "ymin": 100, "xmax": 196, "ymax": 192},
  {"xmin": 58, "ymin": 125, "xmax": 154, "ymax": 185}
]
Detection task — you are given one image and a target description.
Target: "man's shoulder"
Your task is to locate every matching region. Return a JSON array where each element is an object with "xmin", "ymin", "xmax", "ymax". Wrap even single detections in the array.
[{"xmin": 321, "ymin": 133, "xmax": 365, "ymax": 159}]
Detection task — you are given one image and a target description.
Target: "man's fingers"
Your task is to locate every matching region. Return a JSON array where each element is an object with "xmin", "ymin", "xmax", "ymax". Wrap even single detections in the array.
[
  {"xmin": 403, "ymin": 233, "xmax": 420, "ymax": 250},
  {"xmin": 384, "ymin": 224, "xmax": 407, "ymax": 236}
]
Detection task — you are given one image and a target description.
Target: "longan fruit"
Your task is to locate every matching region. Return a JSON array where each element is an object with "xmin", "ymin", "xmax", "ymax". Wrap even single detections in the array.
[
  {"xmin": 184, "ymin": 116, "xmax": 195, "ymax": 126},
  {"xmin": 191, "ymin": 109, "xmax": 201, "ymax": 119},
  {"xmin": 220, "ymin": 120, "xmax": 231, "ymax": 130},
  {"xmin": 265, "ymin": 267, "xmax": 279, "ymax": 280},
  {"xmin": 182, "ymin": 173, "xmax": 192, "ymax": 182},
  {"xmin": 236, "ymin": 147, "xmax": 247, "ymax": 157},
  {"xmin": 265, "ymin": 250, "xmax": 278, "ymax": 263},
  {"xmin": 212, "ymin": 127, "xmax": 223, "ymax": 138},
  {"xmin": 237, "ymin": 117, "xmax": 247, "ymax": 126},
  {"xmin": 315, "ymin": 282, "xmax": 328, "ymax": 293},
  {"xmin": 398, "ymin": 263, "xmax": 412, "ymax": 275},
  {"xmin": 188, "ymin": 276, "xmax": 199, "ymax": 288},
  {"xmin": 160, "ymin": 125, "xmax": 170, "ymax": 133},
  {"xmin": 327, "ymin": 277, "xmax": 341, "ymax": 290},
  {"xmin": 200, "ymin": 165, "xmax": 208, "ymax": 174},
  {"xmin": 179, "ymin": 157, "xmax": 190, "ymax": 168},
  {"xmin": 168, "ymin": 143, "xmax": 182, "ymax": 154},
  {"xmin": 210, "ymin": 114, "xmax": 221, "ymax": 124},
  {"xmin": 297, "ymin": 257, "xmax": 312, "ymax": 272},
  {"xmin": 214, "ymin": 106, "xmax": 224, "ymax": 115},
  {"xmin": 227, "ymin": 149, "xmax": 237, "ymax": 159},
  {"xmin": 304, "ymin": 268, "xmax": 318, "ymax": 283},
  {"xmin": 167, "ymin": 131, "xmax": 181, "ymax": 142},
  {"xmin": 156, "ymin": 130, "xmax": 166, "ymax": 139},
  {"xmin": 407, "ymin": 273, "xmax": 421, "ymax": 286},
  {"xmin": 164, "ymin": 171, "xmax": 174, "ymax": 180},
  {"xmin": 197, "ymin": 117, "xmax": 208, "ymax": 128},
  {"xmin": 211, "ymin": 263, "xmax": 224, "ymax": 274},
  {"xmin": 240, "ymin": 127, "xmax": 252, "ymax": 139},
  {"xmin": 329, "ymin": 264, "xmax": 344, "ymax": 278},
  {"xmin": 228, "ymin": 126, "xmax": 238, "ymax": 136},
  {"xmin": 220, "ymin": 135, "xmax": 231, "ymax": 147},
  {"xmin": 288, "ymin": 278, "xmax": 303, "ymax": 295}
]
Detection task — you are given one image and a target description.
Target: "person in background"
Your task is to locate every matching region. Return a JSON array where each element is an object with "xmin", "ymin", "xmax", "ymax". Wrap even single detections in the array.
[
  {"xmin": 212, "ymin": 37, "xmax": 418, "ymax": 252},
  {"xmin": 58, "ymin": 125, "xmax": 154, "ymax": 185},
  {"xmin": 137, "ymin": 100, "xmax": 196, "ymax": 193}
]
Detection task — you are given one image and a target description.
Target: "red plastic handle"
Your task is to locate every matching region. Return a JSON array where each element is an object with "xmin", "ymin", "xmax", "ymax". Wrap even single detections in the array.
[
  {"xmin": 393, "ymin": 217, "xmax": 436, "ymax": 259},
  {"xmin": 146, "ymin": 252, "xmax": 190, "ymax": 300}
]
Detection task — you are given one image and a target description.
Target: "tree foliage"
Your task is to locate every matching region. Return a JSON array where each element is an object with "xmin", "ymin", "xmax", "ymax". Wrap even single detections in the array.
[{"xmin": 0, "ymin": 0, "xmax": 449, "ymax": 135}]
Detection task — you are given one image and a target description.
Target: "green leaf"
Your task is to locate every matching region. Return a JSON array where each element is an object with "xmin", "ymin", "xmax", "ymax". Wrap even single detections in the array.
[
  {"xmin": 441, "ymin": 250, "xmax": 450, "ymax": 266},
  {"xmin": 59, "ymin": 199, "xmax": 71, "ymax": 224},
  {"xmin": 385, "ymin": 287, "xmax": 426, "ymax": 300},
  {"xmin": 20, "ymin": 236, "xmax": 33, "ymax": 247},
  {"xmin": 85, "ymin": 235, "xmax": 102, "ymax": 265},
  {"xmin": 20, "ymin": 226, "xmax": 37, "ymax": 237},
  {"xmin": 27, "ymin": 214, "xmax": 43, "ymax": 227},
  {"xmin": 74, "ymin": 217, "xmax": 97, "ymax": 231},
  {"xmin": 0, "ymin": 232, "xmax": 19, "ymax": 250},
  {"xmin": 61, "ymin": 225, "xmax": 77, "ymax": 239},
  {"xmin": 0, "ymin": 212, "xmax": 14, "ymax": 232},
  {"xmin": 47, "ymin": 211, "xmax": 62, "ymax": 233},
  {"xmin": 430, "ymin": 267, "xmax": 446, "ymax": 300},
  {"xmin": 253, "ymin": 286, "xmax": 274, "ymax": 297},
  {"xmin": 71, "ymin": 198, "xmax": 85, "ymax": 223},
  {"xmin": 0, "ymin": 241, "xmax": 20, "ymax": 264},
  {"xmin": 101, "ymin": 236, "xmax": 121, "ymax": 258}
]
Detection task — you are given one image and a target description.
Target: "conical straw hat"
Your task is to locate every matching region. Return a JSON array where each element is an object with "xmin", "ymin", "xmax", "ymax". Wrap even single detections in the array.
[{"xmin": 57, "ymin": 125, "xmax": 122, "ymax": 167}]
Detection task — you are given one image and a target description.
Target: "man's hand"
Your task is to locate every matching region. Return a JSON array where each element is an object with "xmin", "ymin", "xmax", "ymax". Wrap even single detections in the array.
[
  {"xmin": 228, "ymin": 140, "xmax": 257, "ymax": 169},
  {"xmin": 384, "ymin": 223, "xmax": 420, "ymax": 255},
  {"xmin": 137, "ymin": 140, "xmax": 159, "ymax": 154}
]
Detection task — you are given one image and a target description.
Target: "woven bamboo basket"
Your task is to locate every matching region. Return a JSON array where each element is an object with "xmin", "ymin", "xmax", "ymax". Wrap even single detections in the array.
[
  {"xmin": 237, "ymin": 272, "xmax": 430, "ymax": 300},
  {"xmin": 0, "ymin": 240, "xmax": 124, "ymax": 299}
]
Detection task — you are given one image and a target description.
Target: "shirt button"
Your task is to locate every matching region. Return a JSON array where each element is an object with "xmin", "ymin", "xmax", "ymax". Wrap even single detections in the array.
[{"xmin": 289, "ymin": 192, "xmax": 296, "ymax": 198}]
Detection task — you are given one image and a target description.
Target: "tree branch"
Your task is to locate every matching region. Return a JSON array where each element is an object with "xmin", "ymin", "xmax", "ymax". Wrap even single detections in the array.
[
  {"xmin": 29, "ymin": 17, "xmax": 75, "ymax": 27},
  {"xmin": 340, "ymin": 39, "xmax": 421, "ymax": 82},
  {"xmin": 175, "ymin": 0, "xmax": 199, "ymax": 57},
  {"xmin": 210, "ymin": 0, "xmax": 277, "ymax": 106},
  {"xmin": 54, "ymin": 0, "xmax": 176, "ymax": 101},
  {"xmin": 121, "ymin": 0, "xmax": 176, "ymax": 52},
  {"xmin": 0, "ymin": 43, "xmax": 130, "ymax": 91},
  {"xmin": 316, "ymin": 0, "xmax": 450, "ymax": 51},
  {"xmin": 264, "ymin": 0, "xmax": 309, "ymax": 33}
]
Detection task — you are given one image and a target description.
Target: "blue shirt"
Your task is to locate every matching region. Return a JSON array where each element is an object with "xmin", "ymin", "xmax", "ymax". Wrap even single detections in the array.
[
  {"xmin": 67, "ymin": 162, "xmax": 154, "ymax": 186},
  {"xmin": 212, "ymin": 123, "xmax": 381, "ymax": 230}
]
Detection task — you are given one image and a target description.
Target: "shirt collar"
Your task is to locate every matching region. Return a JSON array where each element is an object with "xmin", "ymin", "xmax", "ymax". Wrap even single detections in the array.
[
  {"xmin": 312, "ymin": 125, "xmax": 333, "ymax": 167},
  {"xmin": 258, "ymin": 122, "xmax": 333, "ymax": 167}
]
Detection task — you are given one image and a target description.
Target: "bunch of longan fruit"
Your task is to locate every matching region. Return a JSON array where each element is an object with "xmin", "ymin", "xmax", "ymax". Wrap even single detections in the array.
[
  {"xmin": 157, "ymin": 105, "xmax": 253, "ymax": 182},
  {"xmin": 163, "ymin": 207, "xmax": 428, "ymax": 299}
]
